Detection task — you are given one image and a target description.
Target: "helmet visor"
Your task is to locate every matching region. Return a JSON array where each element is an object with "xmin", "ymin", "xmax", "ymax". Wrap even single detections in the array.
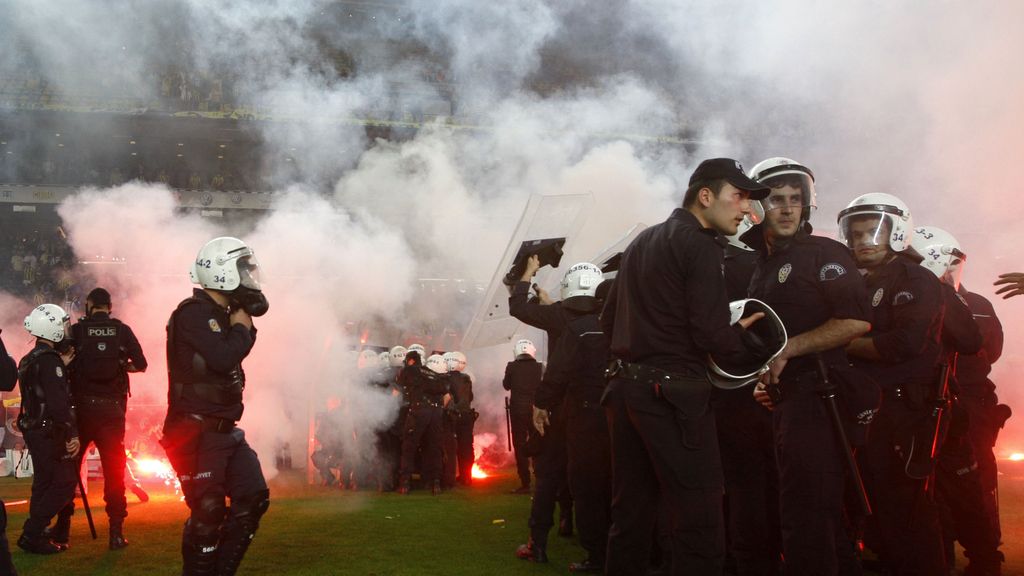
[
  {"xmin": 942, "ymin": 251, "xmax": 966, "ymax": 290},
  {"xmin": 838, "ymin": 212, "xmax": 896, "ymax": 249},
  {"xmin": 758, "ymin": 173, "xmax": 817, "ymax": 215},
  {"xmin": 237, "ymin": 254, "xmax": 262, "ymax": 290}
]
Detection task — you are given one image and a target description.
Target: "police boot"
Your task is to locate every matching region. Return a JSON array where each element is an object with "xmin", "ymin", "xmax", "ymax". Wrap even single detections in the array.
[
  {"xmin": 109, "ymin": 518, "xmax": 129, "ymax": 550},
  {"xmin": 558, "ymin": 514, "xmax": 574, "ymax": 538},
  {"xmin": 16, "ymin": 532, "xmax": 62, "ymax": 555},
  {"xmin": 43, "ymin": 513, "xmax": 71, "ymax": 551},
  {"xmin": 431, "ymin": 480, "xmax": 442, "ymax": 496},
  {"xmin": 515, "ymin": 538, "xmax": 548, "ymax": 563},
  {"xmin": 0, "ymin": 537, "xmax": 16, "ymax": 576}
]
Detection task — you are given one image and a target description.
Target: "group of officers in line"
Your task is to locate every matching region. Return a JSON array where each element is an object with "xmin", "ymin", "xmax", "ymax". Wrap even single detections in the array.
[
  {"xmin": 312, "ymin": 345, "xmax": 477, "ymax": 495},
  {"xmin": 0, "ymin": 235, "xmax": 271, "ymax": 576},
  {"xmin": 500, "ymin": 156, "xmax": 1020, "ymax": 576}
]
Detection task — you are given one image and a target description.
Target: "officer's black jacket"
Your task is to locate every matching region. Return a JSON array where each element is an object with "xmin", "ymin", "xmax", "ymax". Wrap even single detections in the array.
[
  {"xmin": 70, "ymin": 311, "xmax": 147, "ymax": 399},
  {"xmin": 18, "ymin": 342, "xmax": 77, "ymax": 436},
  {"xmin": 956, "ymin": 288, "xmax": 1003, "ymax": 397},
  {"xmin": 449, "ymin": 372, "xmax": 473, "ymax": 412},
  {"xmin": 724, "ymin": 244, "xmax": 759, "ymax": 301},
  {"xmin": 508, "ymin": 281, "xmax": 571, "ymax": 357},
  {"xmin": 855, "ymin": 254, "xmax": 945, "ymax": 390},
  {"xmin": 600, "ymin": 208, "xmax": 748, "ymax": 375},
  {"xmin": 743, "ymin": 225, "xmax": 871, "ymax": 376},
  {"xmin": 534, "ymin": 313, "xmax": 609, "ymax": 411},
  {"xmin": 166, "ymin": 288, "xmax": 257, "ymax": 421},
  {"xmin": 399, "ymin": 363, "xmax": 447, "ymax": 405},
  {"xmin": 940, "ymin": 283, "xmax": 982, "ymax": 358},
  {"xmin": 503, "ymin": 355, "xmax": 543, "ymax": 412},
  {"xmin": 0, "ymin": 334, "xmax": 16, "ymax": 393}
]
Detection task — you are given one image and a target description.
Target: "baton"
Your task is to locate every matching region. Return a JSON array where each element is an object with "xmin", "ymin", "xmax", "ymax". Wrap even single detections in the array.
[
  {"xmin": 505, "ymin": 397, "xmax": 513, "ymax": 451},
  {"xmin": 78, "ymin": 475, "xmax": 97, "ymax": 539},
  {"xmin": 816, "ymin": 355, "xmax": 872, "ymax": 517}
]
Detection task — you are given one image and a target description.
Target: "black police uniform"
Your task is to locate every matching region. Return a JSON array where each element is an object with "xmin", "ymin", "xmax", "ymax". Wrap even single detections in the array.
[
  {"xmin": 852, "ymin": 254, "xmax": 947, "ymax": 574},
  {"xmin": 448, "ymin": 370, "xmax": 476, "ymax": 486},
  {"xmin": 16, "ymin": 342, "xmax": 78, "ymax": 554},
  {"xmin": 0, "ymin": 334, "xmax": 19, "ymax": 573},
  {"xmin": 534, "ymin": 311, "xmax": 611, "ymax": 572},
  {"xmin": 508, "ymin": 281, "xmax": 574, "ymax": 561},
  {"xmin": 55, "ymin": 310, "xmax": 146, "ymax": 546},
  {"xmin": 502, "ymin": 354, "xmax": 543, "ymax": 490},
  {"xmin": 744, "ymin": 226, "xmax": 870, "ymax": 574},
  {"xmin": 933, "ymin": 284, "xmax": 1004, "ymax": 574},
  {"xmin": 369, "ymin": 365, "xmax": 403, "ymax": 491},
  {"xmin": 161, "ymin": 288, "xmax": 267, "ymax": 576},
  {"xmin": 600, "ymin": 208, "xmax": 756, "ymax": 575},
  {"xmin": 715, "ymin": 242, "xmax": 782, "ymax": 575},
  {"xmin": 397, "ymin": 353, "xmax": 448, "ymax": 492},
  {"xmin": 957, "ymin": 288, "xmax": 1008, "ymax": 547}
]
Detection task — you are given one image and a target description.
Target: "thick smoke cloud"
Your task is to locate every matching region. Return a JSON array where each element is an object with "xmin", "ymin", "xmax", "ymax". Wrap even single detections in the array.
[{"xmin": 3, "ymin": 0, "xmax": 1023, "ymax": 463}]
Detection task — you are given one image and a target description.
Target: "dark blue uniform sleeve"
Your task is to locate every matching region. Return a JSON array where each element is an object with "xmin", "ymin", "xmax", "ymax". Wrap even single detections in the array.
[
  {"xmin": 38, "ymin": 353, "xmax": 76, "ymax": 436},
  {"xmin": 871, "ymin": 266, "xmax": 944, "ymax": 363},
  {"xmin": 941, "ymin": 284, "xmax": 982, "ymax": 356},
  {"xmin": 819, "ymin": 241, "xmax": 872, "ymax": 322},
  {"xmin": 509, "ymin": 281, "xmax": 565, "ymax": 333},
  {"xmin": 121, "ymin": 324, "xmax": 148, "ymax": 373},
  {"xmin": 682, "ymin": 236, "xmax": 746, "ymax": 365},
  {"xmin": 600, "ymin": 277, "xmax": 619, "ymax": 337},
  {"xmin": 502, "ymin": 362, "xmax": 513, "ymax": 391},
  {"xmin": 965, "ymin": 290, "xmax": 1003, "ymax": 364},
  {"xmin": 534, "ymin": 333, "xmax": 575, "ymax": 411},
  {"xmin": 177, "ymin": 303, "xmax": 255, "ymax": 373}
]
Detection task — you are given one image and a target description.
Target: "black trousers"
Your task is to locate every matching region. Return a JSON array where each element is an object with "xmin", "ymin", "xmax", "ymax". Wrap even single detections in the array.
[
  {"xmin": 713, "ymin": 390, "xmax": 781, "ymax": 576},
  {"xmin": 510, "ymin": 408, "xmax": 534, "ymax": 487},
  {"xmin": 527, "ymin": 407, "xmax": 568, "ymax": 549},
  {"xmin": 454, "ymin": 412, "xmax": 475, "ymax": 484},
  {"xmin": 441, "ymin": 416, "xmax": 458, "ymax": 488},
  {"xmin": 566, "ymin": 397, "xmax": 611, "ymax": 565},
  {"xmin": 603, "ymin": 377, "xmax": 724, "ymax": 576},
  {"xmin": 21, "ymin": 428, "xmax": 78, "ymax": 537},
  {"xmin": 59, "ymin": 403, "xmax": 128, "ymax": 524},
  {"xmin": 0, "ymin": 498, "xmax": 13, "ymax": 576},
  {"xmin": 399, "ymin": 405, "xmax": 443, "ymax": 485},
  {"xmin": 961, "ymin": 394, "xmax": 1004, "ymax": 542},
  {"xmin": 774, "ymin": 387, "xmax": 859, "ymax": 576},
  {"xmin": 858, "ymin": 398, "xmax": 946, "ymax": 575}
]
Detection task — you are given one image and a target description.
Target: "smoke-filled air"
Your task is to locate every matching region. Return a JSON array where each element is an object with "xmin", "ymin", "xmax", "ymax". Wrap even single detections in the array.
[{"xmin": 1, "ymin": 0, "xmax": 1023, "ymax": 473}]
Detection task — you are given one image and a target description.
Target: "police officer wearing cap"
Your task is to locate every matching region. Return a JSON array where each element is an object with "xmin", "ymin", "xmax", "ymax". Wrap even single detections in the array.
[
  {"xmin": 0, "ymin": 330, "xmax": 19, "ymax": 574},
  {"xmin": 50, "ymin": 287, "xmax": 147, "ymax": 550},
  {"xmin": 15, "ymin": 304, "xmax": 80, "ymax": 556},
  {"xmin": 600, "ymin": 158, "xmax": 771, "ymax": 574},
  {"xmin": 161, "ymin": 237, "xmax": 269, "ymax": 576},
  {"xmin": 744, "ymin": 158, "xmax": 871, "ymax": 574},
  {"xmin": 839, "ymin": 195, "xmax": 947, "ymax": 574}
]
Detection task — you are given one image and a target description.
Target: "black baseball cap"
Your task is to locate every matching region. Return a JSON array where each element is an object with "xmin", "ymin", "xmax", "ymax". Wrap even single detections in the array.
[
  {"xmin": 688, "ymin": 158, "xmax": 770, "ymax": 200},
  {"xmin": 86, "ymin": 287, "xmax": 112, "ymax": 306}
]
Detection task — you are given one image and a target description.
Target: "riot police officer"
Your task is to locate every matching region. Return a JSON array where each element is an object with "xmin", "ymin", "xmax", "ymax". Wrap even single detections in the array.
[
  {"xmin": 839, "ymin": 194, "xmax": 948, "ymax": 574},
  {"xmin": 503, "ymin": 339, "xmax": 542, "ymax": 494},
  {"xmin": 160, "ymin": 236, "xmax": 269, "ymax": 576},
  {"xmin": 397, "ymin": 350, "xmax": 448, "ymax": 494},
  {"xmin": 444, "ymin": 351, "xmax": 476, "ymax": 487},
  {"xmin": 533, "ymin": 264, "xmax": 613, "ymax": 573},
  {"xmin": 600, "ymin": 158, "xmax": 770, "ymax": 574},
  {"xmin": 52, "ymin": 287, "xmax": 147, "ymax": 550},
  {"xmin": 0, "ymin": 330, "xmax": 19, "ymax": 574},
  {"xmin": 15, "ymin": 304, "xmax": 80, "ymax": 555},
  {"xmin": 744, "ymin": 158, "xmax": 871, "ymax": 574}
]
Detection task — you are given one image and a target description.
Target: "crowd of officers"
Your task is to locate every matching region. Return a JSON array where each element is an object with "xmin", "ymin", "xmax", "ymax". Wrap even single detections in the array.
[
  {"xmin": 503, "ymin": 157, "xmax": 1020, "ymax": 576},
  {"xmin": 311, "ymin": 345, "xmax": 477, "ymax": 495}
]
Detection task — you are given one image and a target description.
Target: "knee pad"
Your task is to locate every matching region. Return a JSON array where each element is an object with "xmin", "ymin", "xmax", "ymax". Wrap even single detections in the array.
[
  {"xmin": 191, "ymin": 493, "xmax": 227, "ymax": 537},
  {"xmin": 230, "ymin": 489, "xmax": 269, "ymax": 531}
]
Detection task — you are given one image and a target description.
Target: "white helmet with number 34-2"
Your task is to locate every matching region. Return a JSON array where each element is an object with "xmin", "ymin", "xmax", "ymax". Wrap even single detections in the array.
[{"xmin": 24, "ymin": 304, "xmax": 71, "ymax": 343}]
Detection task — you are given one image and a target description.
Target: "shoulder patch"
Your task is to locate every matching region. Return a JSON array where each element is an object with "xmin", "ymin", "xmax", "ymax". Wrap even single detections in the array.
[
  {"xmin": 893, "ymin": 290, "xmax": 915, "ymax": 305},
  {"xmin": 819, "ymin": 262, "xmax": 847, "ymax": 281},
  {"xmin": 209, "ymin": 318, "xmax": 222, "ymax": 333},
  {"xmin": 778, "ymin": 263, "xmax": 792, "ymax": 284},
  {"xmin": 56, "ymin": 366, "xmax": 63, "ymax": 378},
  {"xmin": 871, "ymin": 288, "xmax": 884, "ymax": 307}
]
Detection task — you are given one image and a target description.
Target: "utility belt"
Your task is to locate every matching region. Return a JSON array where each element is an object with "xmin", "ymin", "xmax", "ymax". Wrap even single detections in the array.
[
  {"xmin": 16, "ymin": 415, "xmax": 53, "ymax": 433},
  {"xmin": 76, "ymin": 395, "xmax": 127, "ymax": 410},
  {"xmin": 171, "ymin": 413, "xmax": 236, "ymax": 434},
  {"xmin": 606, "ymin": 359, "xmax": 703, "ymax": 393},
  {"xmin": 606, "ymin": 359, "xmax": 711, "ymax": 449},
  {"xmin": 412, "ymin": 398, "xmax": 443, "ymax": 409}
]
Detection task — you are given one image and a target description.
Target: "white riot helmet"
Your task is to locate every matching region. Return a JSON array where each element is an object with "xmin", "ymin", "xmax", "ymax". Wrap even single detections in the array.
[
  {"xmin": 190, "ymin": 236, "xmax": 262, "ymax": 291},
  {"xmin": 389, "ymin": 346, "xmax": 408, "ymax": 368},
  {"xmin": 913, "ymin": 226, "xmax": 966, "ymax": 289},
  {"xmin": 407, "ymin": 343, "xmax": 427, "ymax": 361},
  {"xmin": 514, "ymin": 339, "xmax": 536, "ymax": 358},
  {"xmin": 837, "ymin": 193, "xmax": 914, "ymax": 252},
  {"xmin": 378, "ymin": 351, "xmax": 390, "ymax": 367},
  {"xmin": 749, "ymin": 157, "xmax": 817, "ymax": 225},
  {"xmin": 725, "ymin": 216, "xmax": 757, "ymax": 251},
  {"xmin": 443, "ymin": 351, "xmax": 467, "ymax": 372},
  {"xmin": 24, "ymin": 304, "xmax": 71, "ymax": 343},
  {"xmin": 358, "ymin": 349, "xmax": 381, "ymax": 370},
  {"xmin": 708, "ymin": 299, "xmax": 788, "ymax": 389},
  {"xmin": 560, "ymin": 262, "xmax": 604, "ymax": 311},
  {"xmin": 426, "ymin": 354, "xmax": 448, "ymax": 374}
]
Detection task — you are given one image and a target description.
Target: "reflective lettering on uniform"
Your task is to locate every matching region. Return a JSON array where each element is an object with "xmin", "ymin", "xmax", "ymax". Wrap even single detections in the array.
[
  {"xmin": 871, "ymin": 288, "xmax": 884, "ymax": 307},
  {"xmin": 209, "ymin": 319, "xmax": 222, "ymax": 333},
  {"xmin": 97, "ymin": 342, "xmax": 107, "ymax": 351},
  {"xmin": 778, "ymin": 263, "xmax": 792, "ymax": 284},
  {"xmin": 818, "ymin": 262, "xmax": 847, "ymax": 281},
  {"xmin": 87, "ymin": 327, "xmax": 117, "ymax": 337},
  {"xmin": 194, "ymin": 471, "xmax": 213, "ymax": 479},
  {"xmin": 893, "ymin": 290, "xmax": 915, "ymax": 305}
]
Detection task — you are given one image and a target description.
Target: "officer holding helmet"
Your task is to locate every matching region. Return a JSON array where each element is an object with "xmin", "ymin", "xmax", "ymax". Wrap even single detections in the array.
[
  {"xmin": 600, "ymin": 158, "xmax": 772, "ymax": 574},
  {"xmin": 160, "ymin": 236, "xmax": 269, "ymax": 576},
  {"xmin": 503, "ymin": 339, "xmax": 542, "ymax": 494},
  {"xmin": 744, "ymin": 158, "xmax": 871, "ymax": 574},
  {"xmin": 838, "ymin": 194, "xmax": 947, "ymax": 574},
  {"xmin": 49, "ymin": 287, "xmax": 147, "ymax": 551},
  {"xmin": 15, "ymin": 304, "xmax": 80, "ymax": 555}
]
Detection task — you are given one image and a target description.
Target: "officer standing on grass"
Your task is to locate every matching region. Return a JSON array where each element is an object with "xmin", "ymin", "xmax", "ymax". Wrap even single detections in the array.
[
  {"xmin": 0, "ymin": 329, "xmax": 19, "ymax": 575},
  {"xmin": 600, "ymin": 158, "xmax": 771, "ymax": 574},
  {"xmin": 51, "ymin": 287, "xmax": 147, "ymax": 551},
  {"xmin": 397, "ymin": 349, "xmax": 448, "ymax": 495},
  {"xmin": 160, "ymin": 237, "xmax": 269, "ymax": 576},
  {"xmin": 503, "ymin": 339, "xmax": 542, "ymax": 494}
]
